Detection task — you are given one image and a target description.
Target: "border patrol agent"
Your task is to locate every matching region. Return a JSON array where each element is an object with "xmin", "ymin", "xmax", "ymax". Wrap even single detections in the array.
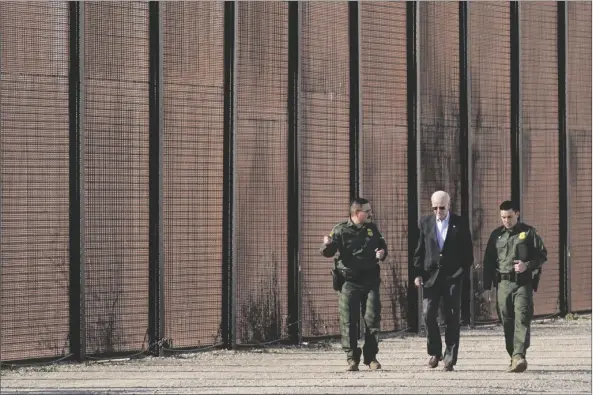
[
  {"xmin": 483, "ymin": 200, "xmax": 547, "ymax": 373},
  {"xmin": 320, "ymin": 198, "xmax": 387, "ymax": 371}
]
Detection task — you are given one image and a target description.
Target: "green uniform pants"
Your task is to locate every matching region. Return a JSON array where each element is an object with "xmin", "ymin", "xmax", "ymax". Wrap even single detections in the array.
[
  {"xmin": 339, "ymin": 277, "xmax": 381, "ymax": 363},
  {"xmin": 497, "ymin": 280, "xmax": 533, "ymax": 358}
]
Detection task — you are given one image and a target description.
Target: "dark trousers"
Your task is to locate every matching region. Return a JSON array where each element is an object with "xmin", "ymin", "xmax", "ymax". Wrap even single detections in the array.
[
  {"xmin": 497, "ymin": 280, "xmax": 533, "ymax": 358},
  {"xmin": 422, "ymin": 275, "xmax": 462, "ymax": 366},
  {"xmin": 339, "ymin": 277, "xmax": 381, "ymax": 364}
]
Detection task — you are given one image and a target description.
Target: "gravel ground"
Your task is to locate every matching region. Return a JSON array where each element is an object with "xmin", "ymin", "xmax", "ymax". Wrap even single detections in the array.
[{"xmin": 2, "ymin": 316, "xmax": 591, "ymax": 394}]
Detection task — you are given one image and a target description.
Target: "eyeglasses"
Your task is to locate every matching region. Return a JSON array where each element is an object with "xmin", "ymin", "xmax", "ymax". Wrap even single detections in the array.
[{"xmin": 432, "ymin": 206, "xmax": 446, "ymax": 211}]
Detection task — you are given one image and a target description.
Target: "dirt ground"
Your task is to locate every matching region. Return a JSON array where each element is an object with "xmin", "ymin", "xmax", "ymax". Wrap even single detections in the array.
[{"xmin": 1, "ymin": 316, "xmax": 591, "ymax": 394}]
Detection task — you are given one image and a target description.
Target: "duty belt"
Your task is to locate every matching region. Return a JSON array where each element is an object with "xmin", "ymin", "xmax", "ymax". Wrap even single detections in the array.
[{"xmin": 498, "ymin": 272, "xmax": 517, "ymax": 282}]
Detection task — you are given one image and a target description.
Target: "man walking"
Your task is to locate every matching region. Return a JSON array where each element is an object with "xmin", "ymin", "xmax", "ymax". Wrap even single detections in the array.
[
  {"xmin": 413, "ymin": 190, "xmax": 473, "ymax": 371},
  {"xmin": 482, "ymin": 200, "xmax": 547, "ymax": 373},
  {"xmin": 320, "ymin": 198, "xmax": 387, "ymax": 371}
]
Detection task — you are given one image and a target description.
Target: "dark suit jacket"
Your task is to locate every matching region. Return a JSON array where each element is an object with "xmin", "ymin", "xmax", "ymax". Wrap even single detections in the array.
[{"xmin": 412, "ymin": 213, "xmax": 473, "ymax": 288}]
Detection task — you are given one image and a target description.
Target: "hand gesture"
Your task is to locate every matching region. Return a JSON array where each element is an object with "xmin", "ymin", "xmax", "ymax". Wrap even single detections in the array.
[
  {"xmin": 375, "ymin": 248, "xmax": 385, "ymax": 260},
  {"xmin": 513, "ymin": 260, "xmax": 527, "ymax": 273},
  {"xmin": 414, "ymin": 276, "xmax": 423, "ymax": 288}
]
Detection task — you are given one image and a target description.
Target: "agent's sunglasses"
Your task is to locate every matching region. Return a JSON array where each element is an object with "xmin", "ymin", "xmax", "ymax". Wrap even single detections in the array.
[{"xmin": 432, "ymin": 206, "xmax": 446, "ymax": 211}]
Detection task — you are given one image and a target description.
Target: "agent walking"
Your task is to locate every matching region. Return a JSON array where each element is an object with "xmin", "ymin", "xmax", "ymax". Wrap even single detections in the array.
[
  {"xmin": 483, "ymin": 200, "xmax": 547, "ymax": 372},
  {"xmin": 320, "ymin": 198, "xmax": 387, "ymax": 371}
]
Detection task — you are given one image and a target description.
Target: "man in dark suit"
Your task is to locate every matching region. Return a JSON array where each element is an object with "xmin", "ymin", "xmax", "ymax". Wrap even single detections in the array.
[{"xmin": 413, "ymin": 190, "xmax": 473, "ymax": 371}]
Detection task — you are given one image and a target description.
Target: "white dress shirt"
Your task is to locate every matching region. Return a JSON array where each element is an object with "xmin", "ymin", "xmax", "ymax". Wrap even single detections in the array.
[{"xmin": 436, "ymin": 212, "xmax": 450, "ymax": 251}]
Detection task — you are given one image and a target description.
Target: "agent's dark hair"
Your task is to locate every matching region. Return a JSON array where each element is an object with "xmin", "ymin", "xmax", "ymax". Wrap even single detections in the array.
[
  {"xmin": 499, "ymin": 200, "xmax": 520, "ymax": 212},
  {"xmin": 351, "ymin": 197, "xmax": 369, "ymax": 207},
  {"xmin": 349, "ymin": 198, "xmax": 370, "ymax": 216}
]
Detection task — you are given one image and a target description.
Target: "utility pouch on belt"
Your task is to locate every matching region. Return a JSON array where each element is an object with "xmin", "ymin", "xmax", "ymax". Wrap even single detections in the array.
[
  {"xmin": 515, "ymin": 242, "xmax": 541, "ymax": 291},
  {"xmin": 516, "ymin": 244, "xmax": 542, "ymax": 292},
  {"xmin": 331, "ymin": 268, "xmax": 344, "ymax": 292},
  {"xmin": 331, "ymin": 257, "xmax": 345, "ymax": 292},
  {"xmin": 532, "ymin": 268, "xmax": 542, "ymax": 292},
  {"xmin": 331, "ymin": 257, "xmax": 346, "ymax": 292}
]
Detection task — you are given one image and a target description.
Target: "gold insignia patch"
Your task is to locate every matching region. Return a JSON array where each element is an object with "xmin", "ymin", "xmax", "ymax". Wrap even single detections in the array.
[
  {"xmin": 519, "ymin": 232, "xmax": 527, "ymax": 240},
  {"xmin": 367, "ymin": 228, "xmax": 373, "ymax": 237}
]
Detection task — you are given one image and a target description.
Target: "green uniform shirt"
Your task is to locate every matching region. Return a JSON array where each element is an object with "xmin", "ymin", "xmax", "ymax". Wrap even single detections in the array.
[
  {"xmin": 482, "ymin": 222, "xmax": 547, "ymax": 290},
  {"xmin": 320, "ymin": 219, "xmax": 388, "ymax": 272}
]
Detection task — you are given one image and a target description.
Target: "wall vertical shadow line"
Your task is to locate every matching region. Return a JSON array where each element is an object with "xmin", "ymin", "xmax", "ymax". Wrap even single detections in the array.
[
  {"xmin": 148, "ymin": 0, "xmax": 165, "ymax": 357},
  {"xmin": 69, "ymin": 0, "xmax": 86, "ymax": 362},
  {"xmin": 222, "ymin": 1, "xmax": 237, "ymax": 350},
  {"xmin": 287, "ymin": 0, "xmax": 301, "ymax": 345},
  {"xmin": 349, "ymin": 1, "xmax": 361, "ymax": 201},
  {"xmin": 458, "ymin": 0, "xmax": 473, "ymax": 328},
  {"xmin": 406, "ymin": 1, "xmax": 420, "ymax": 334},
  {"xmin": 510, "ymin": 2, "xmax": 522, "ymax": 211},
  {"xmin": 557, "ymin": 1, "xmax": 570, "ymax": 316}
]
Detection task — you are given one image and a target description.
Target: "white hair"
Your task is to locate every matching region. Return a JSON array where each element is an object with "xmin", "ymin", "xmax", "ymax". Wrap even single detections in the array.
[{"xmin": 431, "ymin": 190, "xmax": 450, "ymax": 205}]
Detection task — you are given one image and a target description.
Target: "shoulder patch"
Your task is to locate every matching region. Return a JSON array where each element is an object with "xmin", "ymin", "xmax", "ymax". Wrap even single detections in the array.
[
  {"xmin": 329, "ymin": 222, "xmax": 346, "ymax": 237},
  {"xmin": 329, "ymin": 225, "xmax": 337, "ymax": 237}
]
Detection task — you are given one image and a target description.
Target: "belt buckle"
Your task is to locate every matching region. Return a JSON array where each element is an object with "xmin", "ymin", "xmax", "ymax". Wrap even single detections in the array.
[{"xmin": 499, "ymin": 272, "xmax": 513, "ymax": 281}]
